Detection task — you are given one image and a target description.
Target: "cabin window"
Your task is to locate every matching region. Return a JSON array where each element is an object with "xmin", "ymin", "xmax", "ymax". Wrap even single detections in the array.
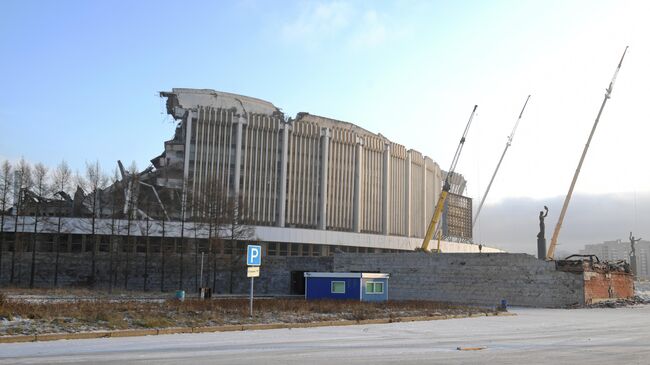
[
  {"xmin": 331, "ymin": 281, "xmax": 345, "ymax": 294},
  {"xmin": 366, "ymin": 281, "xmax": 384, "ymax": 294}
]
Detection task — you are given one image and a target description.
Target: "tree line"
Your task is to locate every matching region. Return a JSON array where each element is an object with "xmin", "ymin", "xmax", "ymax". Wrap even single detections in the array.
[{"xmin": 0, "ymin": 158, "xmax": 252, "ymax": 293}]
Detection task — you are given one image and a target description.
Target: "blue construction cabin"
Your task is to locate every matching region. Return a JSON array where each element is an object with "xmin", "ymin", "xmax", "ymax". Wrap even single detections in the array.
[{"xmin": 304, "ymin": 272, "xmax": 390, "ymax": 302}]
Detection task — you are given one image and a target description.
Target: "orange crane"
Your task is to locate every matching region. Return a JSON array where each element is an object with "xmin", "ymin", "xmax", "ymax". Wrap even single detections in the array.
[{"xmin": 421, "ymin": 105, "xmax": 478, "ymax": 252}]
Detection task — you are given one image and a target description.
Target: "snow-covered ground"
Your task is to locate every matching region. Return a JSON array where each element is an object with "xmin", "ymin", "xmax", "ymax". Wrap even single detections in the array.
[{"xmin": 1, "ymin": 305, "xmax": 650, "ymax": 364}]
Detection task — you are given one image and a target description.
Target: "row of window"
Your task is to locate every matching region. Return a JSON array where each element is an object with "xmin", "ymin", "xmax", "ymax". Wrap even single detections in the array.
[
  {"xmin": 330, "ymin": 280, "xmax": 384, "ymax": 294},
  {"xmin": 266, "ymin": 242, "xmax": 400, "ymax": 257},
  {"xmin": 0, "ymin": 234, "xmax": 405, "ymax": 256}
]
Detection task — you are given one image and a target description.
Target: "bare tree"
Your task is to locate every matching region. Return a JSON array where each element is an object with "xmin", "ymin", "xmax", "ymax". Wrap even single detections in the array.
[
  {"xmin": 11, "ymin": 158, "xmax": 32, "ymax": 284},
  {"xmin": 185, "ymin": 194, "xmax": 205, "ymax": 293},
  {"xmin": 225, "ymin": 195, "xmax": 253, "ymax": 293},
  {"xmin": 123, "ymin": 161, "xmax": 138, "ymax": 290},
  {"xmin": 178, "ymin": 199, "xmax": 186, "ymax": 291},
  {"xmin": 0, "ymin": 160, "xmax": 13, "ymax": 283},
  {"xmin": 29, "ymin": 163, "xmax": 49, "ymax": 288},
  {"xmin": 202, "ymin": 178, "xmax": 227, "ymax": 293},
  {"xmin": 52, "ymin": 160, "xmax": 72, "ymax": 287},
  {"xmin": 143, "ymin": 199, "xmax": 152, "ymax": 292},
  {"xmin": 160, "ymin": 217, "xmax": 166, "ymax": 292},
  {"xmin": 107, "ymin": 168, "xmax": 120, "ymax": 293},
  {"xmin": 85, "ymin": 161, "xmax": 108, "ymax": 287},
  {"xmin": 193, "ymin": 178, "xmax": 253, "ymax": 294},
  {"xmin": 197, "ymin": 181, "xmax": 254, "ymax": 294},
  {"xmin": 178, "ymin": 179, "xmax": 189, "ymax": 292},
  {"xmin": 73, "ymin": 170, "xmax": 86, "ymax": 193}
]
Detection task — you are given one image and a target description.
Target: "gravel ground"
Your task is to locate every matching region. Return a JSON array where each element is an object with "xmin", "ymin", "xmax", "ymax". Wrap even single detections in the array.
[{"xmin": 0, "ymin": 291, "xmax": 494, "ymax": 336}]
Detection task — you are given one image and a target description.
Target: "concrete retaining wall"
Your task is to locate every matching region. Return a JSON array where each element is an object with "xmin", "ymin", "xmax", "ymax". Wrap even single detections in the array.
[
  {"xmin": 0, "ymin": 252, "xmax": 332, "ymax": 295},
  {"xmin": 4, "ymin": 251, "xmax": 625, "ymax": 308},
  {"xmin": 332, "ymin": 252, "xmax": 585, "ymax": 307}
]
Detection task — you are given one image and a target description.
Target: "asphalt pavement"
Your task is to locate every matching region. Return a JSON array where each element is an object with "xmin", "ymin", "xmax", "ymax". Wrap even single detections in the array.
[{"xmin": 1, "ymin": 305, "xmax": 649, "ymax": 364}]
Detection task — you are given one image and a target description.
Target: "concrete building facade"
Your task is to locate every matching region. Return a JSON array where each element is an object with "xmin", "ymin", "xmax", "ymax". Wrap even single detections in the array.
[{"xmin": 155, "ymin": 88, "xmax": 472, "ymax": 249}]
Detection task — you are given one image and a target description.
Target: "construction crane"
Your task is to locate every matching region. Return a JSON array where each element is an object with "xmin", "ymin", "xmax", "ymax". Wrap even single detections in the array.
[
  {"xmin": 473, "ymin": 95, "xmax": 530, "ymax": 227},
  {"xmin": 421, "ymin": 105, "xmax": 478, "ymax": 251},
  {"xmin": 546, "ymin": 46, "xmax": 628, "ymax": 260}
]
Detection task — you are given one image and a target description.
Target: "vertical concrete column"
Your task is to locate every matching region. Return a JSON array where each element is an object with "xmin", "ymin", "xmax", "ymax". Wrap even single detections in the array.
[
  {"xmin": 319, "ymin": 128, "xmax": 330, "ymax": 230},
  {"xmin": 353, "ymin": 137, "xmax": 364, "ymax": 233},
  {"xmin": 277, "ymin": 122, "xmax": 290, "ymax": 227},
  {"xmin": 422, "ymin": 162, "xmax": 427, "ymax": 236},
  {"xmin": 405, "ymin": 151, "xmax": 412, "ymax": 237},
  {"xmin": 183, "ymin": 111, "xmax": 193, "ymax": 184},
  {"xmin": 233, "ymin": 115, "xmax": 246, "ymax": 198},
  {"xmin": 182, "ymin": 110, "xmax": 193, "ymax": 220},
  {"xmin": 382, "ymin": 143, "xmax": 390, "ymax": 235}
]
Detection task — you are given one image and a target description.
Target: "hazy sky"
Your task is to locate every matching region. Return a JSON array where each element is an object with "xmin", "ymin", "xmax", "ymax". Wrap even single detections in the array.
[
  {"xmin": 1, "ymin": 1, "xmax": 648, "ymax": 249},
  {"xmin": 475, "ymin": 192, "xmax": 650, "ymax": 255}
]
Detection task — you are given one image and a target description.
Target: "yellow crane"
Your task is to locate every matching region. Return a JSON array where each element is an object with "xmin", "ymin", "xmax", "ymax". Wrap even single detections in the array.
[
  {"xmin": 421, "ymin": 105, "xmax": 478, "ymax": 252},
  {"xmin": 546, "ymin": 47, "xmax": 628, "ymax": 260}
]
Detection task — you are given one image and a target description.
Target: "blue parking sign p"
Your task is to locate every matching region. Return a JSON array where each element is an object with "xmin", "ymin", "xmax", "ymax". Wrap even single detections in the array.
[{"xmin": 247, "ymin": 245, "xmax": 262, "ymax": 266}]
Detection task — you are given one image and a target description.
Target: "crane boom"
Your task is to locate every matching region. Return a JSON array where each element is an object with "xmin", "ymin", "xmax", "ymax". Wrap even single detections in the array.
[
  {"xmin": 421, "ymin": 105, "xmax": 478, "ymax": 251},
  {"xmin": 473, "ymin": 95, "xmax": 530, "ymax": 227},
  {"xmin": 546, "ymin": 46, "xmax": 628, "ymax": 260}
]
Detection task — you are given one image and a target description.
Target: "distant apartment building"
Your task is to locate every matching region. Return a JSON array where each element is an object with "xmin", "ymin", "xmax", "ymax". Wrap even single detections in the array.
[{"xmin": 580, "ymin": 239, "xmax": 650, "ymax": 280}]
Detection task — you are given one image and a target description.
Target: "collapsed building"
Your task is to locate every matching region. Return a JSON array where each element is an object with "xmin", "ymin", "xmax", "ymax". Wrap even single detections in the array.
[
  {"xmin": 151, "ymin": 88, "xmax": 474, "ymax": 242},
  {"xmin": 16, "ymin": 88, "xmax": 475, "ymax": 245},
  {"xmin": 0, "ymin": 88, "xmax": 489, "ymax": 293},
  {"xmin": 55, "ymin": 87, "xmax": 477, "ymax": 249}
]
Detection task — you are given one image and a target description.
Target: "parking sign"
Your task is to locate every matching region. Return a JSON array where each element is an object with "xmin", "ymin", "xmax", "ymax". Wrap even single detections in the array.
[{"xmin": 247, "ymin": 245, "xmax": 261, "ymax": 266}]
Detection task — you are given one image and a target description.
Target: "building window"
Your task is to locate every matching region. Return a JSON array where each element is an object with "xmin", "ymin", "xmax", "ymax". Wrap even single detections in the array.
[
  {"xmin": 366, "ymin": 281, "xmax": 384, "ymax": 294},
  {"xmin": 99, "ymin": 236, "xmax": 110, "ymax": 252},
  {"xmin": 224, "ymin": 241, "xmax": 233, "ymax": 255},
  {"xmin": 268, "ymin": 242, "xmax": 277, "ymax": 256},
  {"xmin": 331, "ymin": 281, "xmax": 345, "ymax": 294},
  {"xmin": 236, "ymin": 242, "xmax": 246, "ymax": 255}
]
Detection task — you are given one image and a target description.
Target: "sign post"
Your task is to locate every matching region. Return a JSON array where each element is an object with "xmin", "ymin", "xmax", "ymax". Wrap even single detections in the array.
[
  {"xmin": 249, "ymin": 276, "xmax": 254, "ymax": 317},
  {"xmin": 246, "ymin": 245, "xmax": 261, "ymax": 317}
]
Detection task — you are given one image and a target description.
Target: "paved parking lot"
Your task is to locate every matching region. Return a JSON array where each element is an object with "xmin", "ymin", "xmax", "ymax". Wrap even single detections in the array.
[{"xmin": 2, "ymin": 305, "xmax": 650, "ymax": 364}]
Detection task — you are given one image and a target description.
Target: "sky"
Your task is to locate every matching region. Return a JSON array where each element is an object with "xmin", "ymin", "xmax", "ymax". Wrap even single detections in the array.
[
  {"xmin": 475, "ymin": 192, "xmax": 650, "ymax": 254},
  {"xmin": 1, "ymin": 0, "xmax": 648, "ymax": 251}
]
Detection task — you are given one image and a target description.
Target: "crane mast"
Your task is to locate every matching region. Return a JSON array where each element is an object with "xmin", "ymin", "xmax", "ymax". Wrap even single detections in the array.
[
  {"xmin": 546, "ymin": 46, "xmax": 628, "ymax": 260},
  {"xmin": 421, "ymin": 105, "xmax": 478, "ymax": 251},
  {"xmin": 473, "ymin": 95, "xmax": 530, "ymax": 227}
]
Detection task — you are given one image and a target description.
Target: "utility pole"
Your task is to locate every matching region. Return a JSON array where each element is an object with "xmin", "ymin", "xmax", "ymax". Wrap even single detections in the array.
[
  {"xmin": 547, "ymin": 47, "xmax": 628, "ymax": 260},
  {"xmin": 473, "ymin": 95, "xmax": 530, "ymax": 227}
]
